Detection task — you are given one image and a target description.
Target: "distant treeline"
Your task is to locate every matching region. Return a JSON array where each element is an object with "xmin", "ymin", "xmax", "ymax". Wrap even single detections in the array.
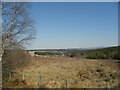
[
  {"xmin": 64, "ymin": 46, "xmax": 120, "ymax": 60},
  {"xmin": 34, "ymin": 52, "xmax": 62, "ymax": 55},
  {"xmin": 29, "ymin": 49, "xmax": 65, "ymax": 51}
]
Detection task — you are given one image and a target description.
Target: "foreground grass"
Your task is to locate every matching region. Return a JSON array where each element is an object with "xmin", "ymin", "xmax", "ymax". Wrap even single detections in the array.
[{"xmin": 3, "ymin": 56, "xmax": 119, "ymax": 88}]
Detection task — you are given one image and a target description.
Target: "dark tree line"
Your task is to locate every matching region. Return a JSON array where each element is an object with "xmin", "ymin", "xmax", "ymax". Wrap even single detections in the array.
[{"xmin": 64, "ymin": 46, "xmax": 120, "ymax": 60}]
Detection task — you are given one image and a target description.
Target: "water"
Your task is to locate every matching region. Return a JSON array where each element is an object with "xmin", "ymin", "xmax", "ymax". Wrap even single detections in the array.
[{"xmin": 52, "ymin": 51, "xmax": 65, "ymax": 53}]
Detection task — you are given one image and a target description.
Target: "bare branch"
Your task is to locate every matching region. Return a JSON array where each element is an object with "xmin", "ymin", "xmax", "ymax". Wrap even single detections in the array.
[{"xmin": 2, "ymin": 2, "xmax": 35, "ymax": 50}]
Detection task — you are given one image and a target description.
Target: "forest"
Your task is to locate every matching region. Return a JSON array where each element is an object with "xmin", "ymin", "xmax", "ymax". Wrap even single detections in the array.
[{"xmin": 64, "ymin": 46, "xmax": 120, "ymax": 60}]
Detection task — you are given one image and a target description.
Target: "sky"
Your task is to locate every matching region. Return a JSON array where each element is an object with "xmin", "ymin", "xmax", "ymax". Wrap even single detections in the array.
[{"xmin": 28, "ymin": 2, "xmax": 118, "ymax": 49}]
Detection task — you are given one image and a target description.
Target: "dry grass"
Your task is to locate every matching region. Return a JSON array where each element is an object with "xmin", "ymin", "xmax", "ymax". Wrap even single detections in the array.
[{"xmin": 3, "ymin": 56, "xmax": 119, "ymax": 88}]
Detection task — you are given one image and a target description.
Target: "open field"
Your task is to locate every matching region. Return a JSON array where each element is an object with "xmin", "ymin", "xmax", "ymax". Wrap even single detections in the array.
[{"xmin": 3, "ymin": 56, "xmax": 119, "ymax": 88}]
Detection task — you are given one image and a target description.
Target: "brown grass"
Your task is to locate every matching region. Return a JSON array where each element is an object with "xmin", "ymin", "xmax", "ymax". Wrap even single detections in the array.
[{"xmin": 3, "ymin": 56, "xmax": 119, "ymax": 88}]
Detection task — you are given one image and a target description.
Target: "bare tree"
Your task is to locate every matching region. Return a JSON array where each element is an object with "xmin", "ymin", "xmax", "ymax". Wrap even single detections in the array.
[
  {"xmin": 2, "ymin": 3, "xmax": 35, "ymax": 83},
  {"xmin": 2, "ymin": 2, "xmax": 35, "ymax": 50},
  {"xmin": 0, "ymin": 2, "xmax": 2, "ymax": 51}
]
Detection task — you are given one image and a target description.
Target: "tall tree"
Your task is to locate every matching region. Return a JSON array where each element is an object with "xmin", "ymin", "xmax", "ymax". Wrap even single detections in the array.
[
  {"xmin": 2, "ymin": 2, "xmax": 35, "ymax": 50},
  {"xmin": 1, "ymin": 3, "xmax": 35, "ymax": 82}
]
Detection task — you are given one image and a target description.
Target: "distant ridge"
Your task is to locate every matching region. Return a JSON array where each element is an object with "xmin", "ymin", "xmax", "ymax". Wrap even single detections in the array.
[{"xmin": 28, "ymin": 46, "xmax": 119, "ymax": 51}]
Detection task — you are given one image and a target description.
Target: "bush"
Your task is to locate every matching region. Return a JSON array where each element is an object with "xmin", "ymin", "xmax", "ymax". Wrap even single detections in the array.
[
  {"xmin": 113, "ymin": 52, "xmax": 120, "ymax": 60},
  {"xmin": 86, "ymin": 52, "xmax": 108, "ymax": 59},
  {"xmin": 64, "ymin": 50, "xmax": 83, "ymax": 57},
  {"xmin": 2, "ymin": 50, "xmax": 31, "ymax": 78}
]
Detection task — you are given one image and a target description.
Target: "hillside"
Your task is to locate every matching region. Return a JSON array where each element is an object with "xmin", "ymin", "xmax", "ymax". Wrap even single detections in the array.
[{"xmin": 64, "ymin": 46, "xmax": 120, "ymax": 60}]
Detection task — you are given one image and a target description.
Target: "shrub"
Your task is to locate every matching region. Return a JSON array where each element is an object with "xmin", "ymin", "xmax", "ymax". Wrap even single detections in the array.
[
  {"xmin": 2, "ymin": 50, "xmax": 31, "ymax": 78},
  {"xmin": 113, "ymin": 52, "xmax": 120, "ymax": 60}
]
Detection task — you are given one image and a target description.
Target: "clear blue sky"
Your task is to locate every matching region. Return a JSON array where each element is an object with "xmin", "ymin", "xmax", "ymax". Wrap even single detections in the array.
[{"xmin": 28, "ymin": 2, "xmax": 118, "ymax": 49}]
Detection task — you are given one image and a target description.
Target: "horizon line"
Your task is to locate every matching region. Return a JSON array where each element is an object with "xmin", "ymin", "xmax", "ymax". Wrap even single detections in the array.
[{"xmin": 27, "ymin": 45, "xmax": 118, "ymax": 50}]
